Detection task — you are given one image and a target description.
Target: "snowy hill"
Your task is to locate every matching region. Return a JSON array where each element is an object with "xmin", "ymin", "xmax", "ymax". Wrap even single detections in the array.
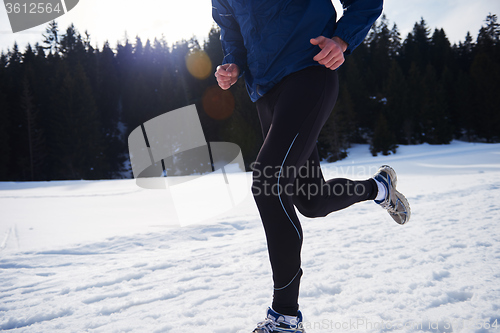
[{"xmin": 1, "ymin": 141, "xmax": 500, "ymax": 332}]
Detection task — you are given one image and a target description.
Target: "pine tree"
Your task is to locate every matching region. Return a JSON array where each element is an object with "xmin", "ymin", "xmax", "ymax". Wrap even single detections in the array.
[
  {"xmin": 454, "ymin": 70, "xmax": 474, "ymax": 140},
  {"xmin": 49, "ymin": 62, "xmax": 108, "ymax": 179},
  {"xmin": 133, "ymin": 37, "xmax": 162, "ymax": 123},
  {"xmin": 441, "ymin": 66, "xmax": 460, "ymax": 140},
  {"xmin": 318, "ymin": 87, "xmax": 356, "ymax": 161},
  {"xmin": 389, "ymin": 23, "xmax": 402, "ymax": 58},
  {"xmin": 456, "ymin": 31, "xmax": 475, "ymax": 70},
  {"xmin": 401, "ymin": 18, "xmax": 431, "ymax": 72},
  {"xmin": 420, "ymin": 64, "xmax": 452, "ymax": 144},
  {"xmin": 96, "ymin": 41, "xmax": 126, "ymax": 177},
  {"xmin": 0, "ymin": 57, "xmax": 10, "ymax": 179},
  {"xmin": 430, "ymin": 28, "xmax": 452, "ymax": 79},
  {"xmin": 370, "ymin": 112, "xmax": 397, "ymax": 156},
  {"xmin": 0, "ymin": 92, "xmax": 9, "ymax": 179},
  {"xmin": 116, "ymin": 38, "xmax": 138, "ymax": 130},
  {"xmin": 170, "ymin": 40, "xmax": 193, "ymax": 108},
  {"xmin": 367, "ymin": 15, "xmax": 392, "ymax": 87},
  {"xmin": 384, "ymin": 60, "xmax": 408, "ymax": 144},
  {"xmin": 134, "ymin": 36, "xmax": 143, "ymax": 59},
  {"xmin": 4, "ymin": 43, "xmax": 26, "ymax": 179},
  {"xmin": 59, "ymin": 24, "xmax": 87, "ymax": 67},
  {"xmin": 21, "ymin": 76, "xmax": 46, "ymax": 180},
  {"xmin": 470, "ymin": 52, "xmax": 500, "ymax": 142},
  {"xmin": 42, "ymin": 20, "xmax": 59, "ymax": 55},
  {"xmin": 477, "ymin": 13, "xmax": 500, "ymax": 55},
  {"xmin": 338, "ymin": 54, "xmax": 372, "ymax": 138},
  {"xmin": 59, "ymin": 24, "xmax": 78, "ymax": 55},
  {"xmin": 405, "ymin": 62, "xmax": 423, "ymax": 143}
]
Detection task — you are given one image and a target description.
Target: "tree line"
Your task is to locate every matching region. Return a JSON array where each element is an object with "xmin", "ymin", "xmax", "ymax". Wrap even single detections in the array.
[
  {"xmin": 0, "ymin": 14, "xmax": 499, "ymax": 181},
  {"xmin": 325, "ymin": 13, "xmax": 500, "ymax": 159}
]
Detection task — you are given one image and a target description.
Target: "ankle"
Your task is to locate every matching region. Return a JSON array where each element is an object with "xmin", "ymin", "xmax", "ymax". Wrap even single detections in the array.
[{"xmin": 373, "ymin": 178, "xmax": 387, "ymax": 202}]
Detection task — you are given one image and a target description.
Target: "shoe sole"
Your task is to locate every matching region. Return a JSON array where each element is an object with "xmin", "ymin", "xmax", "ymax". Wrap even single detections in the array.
[{"xmin": 390, "ymin": 189, "xmax": 411, "ymax": 225}]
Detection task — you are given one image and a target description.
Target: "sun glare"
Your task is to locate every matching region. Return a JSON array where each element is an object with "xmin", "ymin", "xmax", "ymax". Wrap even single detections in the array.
[
  {"xmin": 202, "ymin": 85, "xmax": 235, "ymax": 120},
  {"xmin": 186, "ymin": 49, "xmax": 212, "ymax": 80}
]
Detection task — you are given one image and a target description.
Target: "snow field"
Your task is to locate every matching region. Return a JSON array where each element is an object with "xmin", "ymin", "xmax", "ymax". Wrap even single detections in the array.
[{"xmin": 1, "ymin": 141, "xmax": 499, "ymax": 332}]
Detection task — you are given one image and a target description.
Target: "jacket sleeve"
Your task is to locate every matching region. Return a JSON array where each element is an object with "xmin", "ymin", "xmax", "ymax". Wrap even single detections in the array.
[
  {"xmin": 212, "ymin": 0, "xmax": 247, "ymax": 73},
  {"xmin": 334, "ymin": 0, "xmax": 384, "ymax": 54}
]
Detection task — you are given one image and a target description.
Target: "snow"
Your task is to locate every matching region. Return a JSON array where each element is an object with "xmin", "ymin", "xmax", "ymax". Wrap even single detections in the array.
[{"xmin": 1, "ymin": 141, "xmax": 500, "ymax": 332}]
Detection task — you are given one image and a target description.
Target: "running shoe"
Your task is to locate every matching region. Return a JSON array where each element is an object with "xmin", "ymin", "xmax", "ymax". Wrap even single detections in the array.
[
  {"xmin": 373, "ymin": 165, "xmax": 411, "ymax": 224},
  {"xmin": 252, "ymin": 307, "xmax": 305, "ymax": 333}
]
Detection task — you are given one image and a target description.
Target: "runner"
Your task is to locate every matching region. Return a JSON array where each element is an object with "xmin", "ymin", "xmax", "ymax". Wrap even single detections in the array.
[{"xmin": 212, "ymin": 1, "xmax": 410, "ymax": 331}]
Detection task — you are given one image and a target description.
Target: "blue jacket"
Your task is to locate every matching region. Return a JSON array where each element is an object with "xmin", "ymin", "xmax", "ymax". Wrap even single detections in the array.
[{"xmin": 212, "ymin": 0, "xmax": 383, "ymax": 102}]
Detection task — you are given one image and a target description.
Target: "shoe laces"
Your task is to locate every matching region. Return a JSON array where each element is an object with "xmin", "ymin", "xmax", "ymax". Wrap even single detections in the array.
[
  {"xmin": 380, "ymin": 195, "xmax": 405, "ymax": 215},
  {"xmin": 255, "ymin": 318, "xmax": 277, "ymax": 333},
  {"xmin": 379, "ymin": 197, "xmax": 394, "ymax": 211}
]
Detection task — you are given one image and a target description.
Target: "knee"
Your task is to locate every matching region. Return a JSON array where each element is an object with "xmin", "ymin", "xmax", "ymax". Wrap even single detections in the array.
[
  {"xmin": 298, "ymin": 207, "xmax": 327, "ymax": 218},
  {"xmin": 295, "ymin": 201, "xmax": 327, "ymax": 218}
]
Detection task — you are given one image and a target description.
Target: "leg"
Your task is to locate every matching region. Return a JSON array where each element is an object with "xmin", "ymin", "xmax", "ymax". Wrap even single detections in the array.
[
  {"xmin": 253, "ymin": 67, "xmax": 340, "ymax": 315},
  {"xmin": 292, "ymin": 147, "xmax": 377, "ymax": 218}
]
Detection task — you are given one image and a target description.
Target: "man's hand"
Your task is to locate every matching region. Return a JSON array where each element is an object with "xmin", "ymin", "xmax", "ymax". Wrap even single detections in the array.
[
  {"xmin": 310, "ymin": 36, "xmax": 348, "ymax": 70},
  {"xmin": 214, "ymin": 63, "xmax": 240, "ymax": 90}
]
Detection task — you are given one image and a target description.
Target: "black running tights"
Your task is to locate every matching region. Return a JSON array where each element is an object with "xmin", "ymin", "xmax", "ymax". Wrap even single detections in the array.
[{"xmin": 252, "ymin": 66, "xmax": 377, "ymax": 316}]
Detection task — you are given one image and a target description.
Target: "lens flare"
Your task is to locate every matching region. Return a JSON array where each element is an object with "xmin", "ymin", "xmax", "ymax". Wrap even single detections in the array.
[
  {"xmin": 185, "ymin": 49, "xmax": 212, "ymax": 80},
  {"xmin": 202, "ymin": 85, "xmax": 235, "ymax": 120}
]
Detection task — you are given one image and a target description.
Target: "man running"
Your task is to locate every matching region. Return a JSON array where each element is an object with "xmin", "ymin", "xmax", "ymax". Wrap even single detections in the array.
[{"xmin": 212, "ymin": 0, "xmax": 410, "ymax": 331}]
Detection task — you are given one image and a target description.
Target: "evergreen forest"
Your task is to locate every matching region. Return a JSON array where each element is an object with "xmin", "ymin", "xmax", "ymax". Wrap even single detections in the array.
[{"xmin": 0, "ymin": 14, "xmax": 499, "ymax": 181}]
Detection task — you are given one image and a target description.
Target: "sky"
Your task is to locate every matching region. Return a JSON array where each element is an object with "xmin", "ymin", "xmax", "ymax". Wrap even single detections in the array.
[{"xmin": 0, "ymin": 0, "xmax": 499, "ymax": 53}]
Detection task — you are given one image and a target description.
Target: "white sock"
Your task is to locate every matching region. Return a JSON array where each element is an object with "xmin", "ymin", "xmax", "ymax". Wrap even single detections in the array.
[
  {"xmin": 282, "ymin": 313, "xmax": 298, "ymax": 325},
  {"xmin": 374, "ymin": 178, "xmax": 387, "ymax": 201},
  {"xmin": 271, "ymin": 308, "xmax": 298, "ymax": 325}
]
